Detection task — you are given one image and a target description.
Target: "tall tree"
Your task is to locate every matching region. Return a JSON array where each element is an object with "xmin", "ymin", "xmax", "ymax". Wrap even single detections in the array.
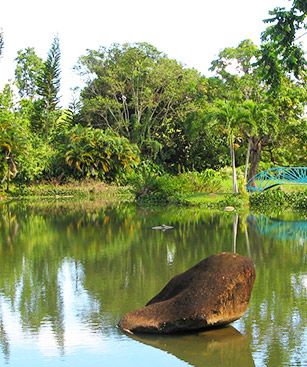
[
  {"xmin": 0, "ymin": 85, "xmax": 32, "ymax": 189},
  {"xmin": 76, "ymin": 42, "xmax": 206, "ymax": 161},
  {"xmin": 239, "ymin": 100, "xmax": 278, "ymax": 180},
  {"xmin": 259, "ymin": 0, "xmax": 307, "ymax": 89},
  {"xmin": 207, "ymin": 100, "xmax": 243, "ymax": 193},
  {"xmin": 15, "ymin": 48, "xmax": 44, "ymax": 99},
  {"xmin": 37, "ymin": 37, "xmax": 61, "ymax": 112},
  {"xmin": 210, "ymin": 39, "xmax": 305, "ymax": 179}
]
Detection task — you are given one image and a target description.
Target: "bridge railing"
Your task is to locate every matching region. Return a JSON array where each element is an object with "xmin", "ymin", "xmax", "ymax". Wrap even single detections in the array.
[{"xmin": 246, "ymin": 167, "xmax": 307, "ymax": 192}]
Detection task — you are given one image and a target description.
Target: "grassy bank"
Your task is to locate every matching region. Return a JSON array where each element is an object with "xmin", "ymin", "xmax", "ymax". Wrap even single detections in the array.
[
  {"xmin": 1, "ymin": 173, "xmax": 306, "ymax": 213},
  {"xmin": 0, "ymin": 180, "xmax": 133, "ymax": 204}
]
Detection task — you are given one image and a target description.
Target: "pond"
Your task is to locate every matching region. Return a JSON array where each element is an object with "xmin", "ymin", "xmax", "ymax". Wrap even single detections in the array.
[{"xmin": 0, "ymin": 201, "xmax": 306, "ymax": 367}]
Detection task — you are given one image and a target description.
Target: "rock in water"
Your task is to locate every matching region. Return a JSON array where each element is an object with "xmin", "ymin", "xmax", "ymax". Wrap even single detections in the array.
[{"xmin": 119, "ymin": 252, "xmax": 256, "ymax": 334}]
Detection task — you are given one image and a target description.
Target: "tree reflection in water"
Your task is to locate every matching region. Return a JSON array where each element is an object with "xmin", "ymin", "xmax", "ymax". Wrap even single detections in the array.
[{"xmin": 0, "ymin": 201, "xmax": 306, "ymax": 366}]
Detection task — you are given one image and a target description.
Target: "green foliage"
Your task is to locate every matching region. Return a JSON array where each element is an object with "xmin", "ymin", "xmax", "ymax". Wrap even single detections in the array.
[
  {"xmin": 209, "ymin": 38, "xmax": 306, "ymax": 180},
  {"xmin": 250, "ymin": 188, "xmax": 307, "ymax": 211},
  {"xmin": 37, "ymin": 37, "xmax": 61, "ymax": 112},
  {"xmin": 0, "ymin": 85, "xmax": 32, "ymax": 186},
  {"xmin": 76, "ymin": 42, "xmax": 206, "ymax": 162},
  {"xmin": 132, "ymin": 174, "xmax": 186, "ymax": 205},
  {"xmin": 178, "ymin": 111, "xmax": 229, "ymax": 171},
  {"xmin": 14, "ymin": 39, "xmax": 63, "ymax": 137},
  {"xmin": 16, "ymin": 137, "xmax": 56, "ymax": 183},
  {"xmin": 176, "ymin": 170, "xmax": 223, "ymax": 193},
  {"xmin": 1, "ymin": 37, "xmax": 306, "ymax": 188},
  {"xmin": 218, "ymin": 193, "xmax": 246, "ymax": 209},
  {"xmin": 259, "ymin": 0, "xmax": 307, "ymax": 89},
  {"xmin": 210, "ymin": 39, "xmax": 259, "ymax": 80},
  {"xmin": 56, "ymin": 125, "xmax": 140, "ymax": 182},
  {"xmin": 15, "ymin": 47, "xmax": 44, "ymax": 99},
  {"xmin": 132, "ymin": 169, "xmax": 223, "ymax": 204}
]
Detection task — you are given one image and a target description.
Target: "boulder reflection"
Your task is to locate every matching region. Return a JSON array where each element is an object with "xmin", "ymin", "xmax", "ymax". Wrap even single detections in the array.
[{"xmin": 129, "ymin": 326, "xmax": 255, "ymax": 367}]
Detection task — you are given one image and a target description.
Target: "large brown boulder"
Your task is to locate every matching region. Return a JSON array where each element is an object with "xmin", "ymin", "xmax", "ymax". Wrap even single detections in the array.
[{"xmin": 119, "ymin": 252, "xmax": 256, "ymax": 334}]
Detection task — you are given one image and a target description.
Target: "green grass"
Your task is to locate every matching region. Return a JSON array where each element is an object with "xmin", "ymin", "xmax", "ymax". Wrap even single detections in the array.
[
  {"xmin": 1, "ymin": 180, "xmax": 133, "ymax": 203},
  {"xmin": 219, "ymin": 178, "xmax": 233, "ymax": 193},
  {"xmin": 184, "ymin": 193, "xmax": 227, "ymax": 204},
  {"xmin": 280, "ymin": 184, "xmax": 307, "ymax": 192},
  {"xmin": 183, "ymin": 192, "xmax": 248, "ymax": 210}
]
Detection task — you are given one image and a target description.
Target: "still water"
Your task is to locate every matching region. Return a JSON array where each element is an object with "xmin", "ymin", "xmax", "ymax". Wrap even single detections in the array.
[{"xmin": 0, "ymin": 201, "xmax": 306, "ymax": 367}]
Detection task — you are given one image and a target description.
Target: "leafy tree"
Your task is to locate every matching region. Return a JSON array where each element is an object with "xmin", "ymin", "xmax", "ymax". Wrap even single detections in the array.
[
  {"xmin": 181, "ymin": 112, "xmax": 229, "ymax": 171},
  {"xmin": 259, "ymin": 0, "xmax": 307, "ymax": 89},
  {"xmin": 0, "ymin": 85, "xmax": 32, "ymax": 189},
  {"xmin": 210, "ymin": 39, "xmax": 263, "ymax": 102},
  {"xmin": 76, "ymin": 43, "xmax": 206, "ymax": 162},
  {"xmin": 15, "ymin": 47, "xmax": 44, "ymax": 99},
  {"xmin": 210, "ymin": 39, "xmax": 306, "ymax": 179},
  {"xmin": 239, "ymin": 100, "xmax": 278, "ymax": 180},
  {"xmin": 14, "ymin": 39, "xmax": 62, "ymax": 137}
]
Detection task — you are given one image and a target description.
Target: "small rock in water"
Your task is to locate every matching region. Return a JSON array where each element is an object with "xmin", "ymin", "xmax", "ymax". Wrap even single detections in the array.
[
  {"xmin": 119, "ymin": 252, "xmax": 256, "ymax": 334},
  {"xmin": 152, "ymin": 224, "xmax": 174, "ymax": 230},
  {"xmin": 224, "ymin": 206, "xmax": 235, "ymax": 212}
]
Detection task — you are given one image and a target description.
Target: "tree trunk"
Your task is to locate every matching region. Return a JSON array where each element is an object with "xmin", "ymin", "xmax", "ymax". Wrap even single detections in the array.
[
  {"xmin": 6, "ymin": 158, "xmax": 10, "ymax": 192},
  {"xmin": 244, "ymin": 138, "xmax": 251, "ymax": 182},
  {"xmin": 248, "ymin": 137, "xmax": 262, "ymax": 180},
  {"xmin": 230, "ymin": 135, "xmax": 238, "ymax": 193}
]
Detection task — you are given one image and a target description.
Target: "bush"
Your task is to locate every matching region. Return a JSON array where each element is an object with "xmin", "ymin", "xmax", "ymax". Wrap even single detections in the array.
[
  {"xmin": 249, "ymin": 189, "xmax": 307, "ymax": 211},
  {"xmin": 132, "ymin": 174, "xmax": 187, "ymax": 205},
  {"xmin": 52, "ymin": 125, "xmax": 140, "ymax": 183},
  {"xmin": 132, "ymin": 169, "xmax": 224, "ymax": 204},
  {"xmin": 123, "ymin": 159, "xmax": 164, "ymax": 186},
  {"xmin": 173, "ymin": 170, "xmax": 223, "ymax": 193},
  {"xmin": 219, "ymin": 193, "xmax": 246, "ymax": 209}
]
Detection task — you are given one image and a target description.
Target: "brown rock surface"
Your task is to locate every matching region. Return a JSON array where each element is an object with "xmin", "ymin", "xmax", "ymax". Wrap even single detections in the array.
[{"xmin": 119, "ymin": 252, "xmax": 256, "ymax": 334}]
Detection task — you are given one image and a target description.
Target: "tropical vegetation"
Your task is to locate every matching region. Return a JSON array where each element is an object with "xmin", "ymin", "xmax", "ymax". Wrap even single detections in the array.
[{"xmin": 0, "ymin": 1, "xmax": 306, "ymax": 203}]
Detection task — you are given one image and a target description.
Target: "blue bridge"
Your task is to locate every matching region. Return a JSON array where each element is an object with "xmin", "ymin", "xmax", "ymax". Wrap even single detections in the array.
[{"xmin": 246, "ymin": 167, "xmax": 307, "ymax": 192}]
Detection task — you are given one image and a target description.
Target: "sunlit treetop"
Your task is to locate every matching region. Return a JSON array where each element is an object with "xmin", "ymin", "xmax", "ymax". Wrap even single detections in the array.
[{"xmin": 259, "ymin": 0, "xmax": 307, "ymax": 90}]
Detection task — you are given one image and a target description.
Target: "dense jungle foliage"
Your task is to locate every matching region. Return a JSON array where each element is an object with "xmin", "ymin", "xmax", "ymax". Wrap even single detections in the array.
[{"xmin": 0, "ymin": 1, "xmax": 306, "ymax": 193}]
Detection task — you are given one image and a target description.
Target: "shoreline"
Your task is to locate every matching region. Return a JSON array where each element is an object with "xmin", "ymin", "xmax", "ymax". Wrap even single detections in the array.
[{"xmin": 1, "ymin": 182, "xmax": 306, "ymax": 215}]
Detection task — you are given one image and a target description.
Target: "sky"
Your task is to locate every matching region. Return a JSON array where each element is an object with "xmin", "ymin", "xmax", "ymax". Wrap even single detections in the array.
[{"xmin": 0, "ymin": 0, "xmax": 301, "ymax": 106}]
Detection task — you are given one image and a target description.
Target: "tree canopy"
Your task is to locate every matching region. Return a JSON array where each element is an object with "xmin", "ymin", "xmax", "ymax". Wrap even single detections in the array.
[
  {"xmin": 0, "ymin": 1, "xmax": 306, "ymax": 191},
  {"xmin": 259, "ymin": 0, "xmax": 307, "ymax": 89}
]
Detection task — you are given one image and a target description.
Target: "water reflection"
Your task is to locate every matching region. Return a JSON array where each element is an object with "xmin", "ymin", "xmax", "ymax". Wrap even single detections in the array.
[
  {"xmin": 129, "ymin": 326, "xmax": 255, "ymax": 367},
  {"xmin": 248, "ymin": 214, "xmax": 307, "ymax": 241},
  {"xmin": 0, "ymin": 201, "xmax": 306, "ymax": 366}
]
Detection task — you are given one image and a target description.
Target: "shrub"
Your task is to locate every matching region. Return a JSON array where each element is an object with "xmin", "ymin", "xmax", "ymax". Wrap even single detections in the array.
[
  {"xmin": 249, "ymin": 189, "xmax": 307, "ymax": 211},
  {"xmin": 175, "ymin": 170, "xmax": 223, "ymax": 193},
  {"xmin": 132, "ymin": 169, "xmax": 223, "ymax": 204},
  {"xmin": 132, "ymin": 174, "xmax": 187, "ymax": 205},
  {"xmin": 52, "ymin": 125, "xmax": 140, "ymax": 183}
]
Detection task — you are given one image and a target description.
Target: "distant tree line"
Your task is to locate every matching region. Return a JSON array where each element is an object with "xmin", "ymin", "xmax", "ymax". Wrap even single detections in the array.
[{"xmin": 0, "ymin": 1, "xmax": 306, "ymax": 191}]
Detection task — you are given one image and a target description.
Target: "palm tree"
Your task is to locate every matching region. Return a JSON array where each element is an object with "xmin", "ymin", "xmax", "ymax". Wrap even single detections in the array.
[{"xmin": 208, "ymin": 100, "xmax": 242, "ymax": 193}]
